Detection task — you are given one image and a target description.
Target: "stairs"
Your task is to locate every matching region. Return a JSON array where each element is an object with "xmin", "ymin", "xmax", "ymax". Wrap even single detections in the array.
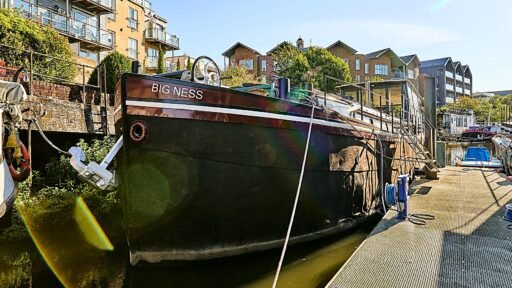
[{"xmin": 399, "ymin": 126, "xmax": 440, "ymax": 174}]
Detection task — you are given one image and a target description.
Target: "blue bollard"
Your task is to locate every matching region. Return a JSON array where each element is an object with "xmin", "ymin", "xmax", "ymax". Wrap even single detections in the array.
[{"xmin": 397, "ymin": 174, "xmax": 409, "ymax": 220}]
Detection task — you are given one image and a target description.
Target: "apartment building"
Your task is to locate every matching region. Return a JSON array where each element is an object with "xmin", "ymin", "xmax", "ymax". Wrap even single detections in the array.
[
  {"xmin": 420, "ymin": 57, "xmax": 472, "ymax": 106},
  {"xmin": 222, "ymin": 38, "xmax": 420, "ymax": 85},
  {"xmin": 3, "ymin": 0, "xmax": 179, "ymax": 74}
]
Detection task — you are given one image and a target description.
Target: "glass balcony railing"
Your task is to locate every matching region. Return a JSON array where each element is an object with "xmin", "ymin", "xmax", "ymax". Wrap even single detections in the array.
[
  {"xmin": 11, "ymin": 0, "xmax": 114, "ymax": 49},
  {"xmin": 146, "ymin": 56, "xmax": 158, "ymax": 68},
  {"xmin": 464, "ymin": 77, "xmax": 471, "ymax": 84},
  {"xmin": 456, "ymin": 74, "xmax": 463, "ymax": 81},
  {"xmin": 445, "ymin": 72, "xmax": 454, "ymax": 79},
  {"xmin": 446, "ymin": 84, "xmax": 454, "ymax": 92},
  {"xmin": 456, "ymin": 86, "xmax": 463, "ymax": 93},
  {"xmin": 464, "ymin": 89, "xmax": 471, "ymax": 95},
  {"xmin": 391, "ymin": 71, "xmax": 405, "ymax": 79},
  {"xmin": 145, "ymin": 28, "xmax": 179, "ymax": 49}
]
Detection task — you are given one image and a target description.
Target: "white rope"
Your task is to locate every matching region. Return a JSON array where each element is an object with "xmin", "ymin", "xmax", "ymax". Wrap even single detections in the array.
[
  {"xmin": 31, "ymin": 119, "xmax": 71, "ymax": 155},
  {"xmin": 272, "ymin": 104, "xmax": 316, "ymax": 288}
]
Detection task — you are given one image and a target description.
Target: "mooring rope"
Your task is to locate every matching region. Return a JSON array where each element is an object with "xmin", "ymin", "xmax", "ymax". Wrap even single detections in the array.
[
  {"xmin": 271, "ymin": 103, "xmax": 316, "ymax": 288},
  {"xmin": 31, "ymin": 118, "xmax": 71, "ymax": 156}
]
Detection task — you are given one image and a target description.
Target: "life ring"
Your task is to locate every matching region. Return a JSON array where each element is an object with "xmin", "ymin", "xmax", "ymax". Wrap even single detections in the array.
[{"xmin": 8, "ymin": 142, "xmax": 30, "ymax": 182}]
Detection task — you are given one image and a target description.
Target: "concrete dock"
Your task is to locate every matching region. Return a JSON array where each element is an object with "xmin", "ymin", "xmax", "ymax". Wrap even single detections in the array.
[{"xmin": 326, "ymin": 167, "xmax": 512, "ymax": 288}]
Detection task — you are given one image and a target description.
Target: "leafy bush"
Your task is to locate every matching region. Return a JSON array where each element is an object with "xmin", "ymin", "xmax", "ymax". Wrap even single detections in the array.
[
  {"xmin": 157, "ymin": 46, "xmax": 165, "ymax": 74},
  {"xmin": 88, "ymin": 51, "xmax": 132, "ymax": 94},
  {"xmin": 221, "ymin": 65, "xmax": 260, "ymax": 87},
  {"xmin": 0, "ymin": 9, "xmax": 78, "ymax": 81}
]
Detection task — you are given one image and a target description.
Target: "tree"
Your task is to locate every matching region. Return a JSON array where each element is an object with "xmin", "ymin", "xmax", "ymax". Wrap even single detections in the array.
[
  {"xmin": 88, "ymin": 51, "xmax": 131, "ymax": 94},
  {"xmin": 440, "ymin": 95, "xmax": 512, "ymax": 123},
  {"xmin": 0, "ymin": 9, "xmax": 77, "ymax": 81},
  {"xmin": 272, "ymin": 45, "xmax": 310, "ymax": 86},
  {"xmin": 221, "ymin": 65, "xmax": 259, "ymax": 87},
  {"xmin": 157, "ymin": 46, "xmax": 165, "ymax": 74},
  {"xmin": 272, "ymin": 45, "xmax": 351, "ymax": 91},
  {"xmin": 186, "ymin": 56, "xmax": 192, "ymax": 70},
  {"xmin": 176, "ymin": 59, "xmax": 181, "ymax": 70}
]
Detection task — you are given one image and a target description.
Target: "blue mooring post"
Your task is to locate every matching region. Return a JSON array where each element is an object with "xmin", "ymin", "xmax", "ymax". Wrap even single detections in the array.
[{"xmin": 397, "ymin": 175, "xmax": 409, "ymax": 220}]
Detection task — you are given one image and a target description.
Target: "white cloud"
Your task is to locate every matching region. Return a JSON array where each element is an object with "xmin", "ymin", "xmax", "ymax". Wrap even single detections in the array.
[{"xmin": 297, "ymin": 20, "xmax": 463, "ymax": 49}]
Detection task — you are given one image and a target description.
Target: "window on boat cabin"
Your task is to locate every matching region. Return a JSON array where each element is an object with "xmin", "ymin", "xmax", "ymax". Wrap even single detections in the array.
[
  {"xmin": 355, "ymin": 75, "xmax": 361, "ymax": 82},
  {"xmin": 408, "ymin": 69, "xmax": 414, "ymax": 79},
  {"xmin": 375, "ymin": 64, "xmax": 388, "ymax": 75},
  {"xmin": 128, "ymin": 38, "xmax": 138, "ymax": 60},
  {"xmin": 128, "ymin": 7, "xmax": 138, "ymax": 30},
  {"xmin": 261, "ymin": 60, "xmax": 267, "ymax": 72},
  {"xmin": 355, "ymin": 59, "xmax": 360, "ymax": 70},
  {"xmin": 365, "ymin": 63, "xmax": 369, "ymax": 74}
]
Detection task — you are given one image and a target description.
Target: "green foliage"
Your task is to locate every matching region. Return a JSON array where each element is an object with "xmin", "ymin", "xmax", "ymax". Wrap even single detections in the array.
[
  {"xmin": 370, "ymin": 76, "xmax": 385, "ymax": 82},
  {"xmin": 186, "ymin": 56, "xmax": 192, "ymax": 71},
  {"xmin": 88, "ymin": 51, "xmax": 132, "ymax": 94},
  {"xmin": 441, "ymin": 95, "xmax": 512, "ymax": 123},
  {"xmin": 157, "ymin": 46, "xmax": 165, "ymax": 74},
  {"xmin": 272, "ymin": 45, "xmax": 351, "ymax": 91},
  {"xmin": 0, "ymin": 9, "xmax": 77, "ymax": 81},
  {"xmin": 221, "ymin": 65, "xmax": 260, "ymax": 87},
  {"xmin": 176, "ymin": 59, "xmax": 181, "ymax": 70},
  {"xmin": 2, "ymin": 137, "xmax": 120, "ymax": 243}
]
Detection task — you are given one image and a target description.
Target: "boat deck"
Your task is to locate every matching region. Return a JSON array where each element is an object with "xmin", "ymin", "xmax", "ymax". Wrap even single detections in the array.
[{"xmin": 326, "ymin": 166, "xmax": 512, "ymax": 288}]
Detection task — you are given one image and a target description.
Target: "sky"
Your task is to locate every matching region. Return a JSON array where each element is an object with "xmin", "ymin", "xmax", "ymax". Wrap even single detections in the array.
[{"xmin": 153, "ymin": 0, "xmax": 511, "ymax": 92}]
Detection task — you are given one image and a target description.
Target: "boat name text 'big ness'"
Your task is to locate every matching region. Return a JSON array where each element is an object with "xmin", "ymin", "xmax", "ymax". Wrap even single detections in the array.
[{"xmin": 151, "ymin": 83, "xmax": 204, "ymax": 100}]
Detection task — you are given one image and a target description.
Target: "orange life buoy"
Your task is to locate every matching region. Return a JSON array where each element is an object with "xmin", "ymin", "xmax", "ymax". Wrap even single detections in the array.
[
  {"xmin": 8, "ymin": 142, "xmax": 30, "ymax": 182},
  {"xmin": 129, "ymin": 121, "xmax": 148, "ymax": 142}
]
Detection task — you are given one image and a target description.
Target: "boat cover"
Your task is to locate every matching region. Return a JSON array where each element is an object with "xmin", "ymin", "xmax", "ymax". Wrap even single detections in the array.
[{"xmin": 464, "ymin": 147, "xmax": 491, "ymax": 162}]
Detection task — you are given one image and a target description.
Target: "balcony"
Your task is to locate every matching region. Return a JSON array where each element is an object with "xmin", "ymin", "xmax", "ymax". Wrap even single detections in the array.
[
  {"xmin": 145, "ymin": 56, "xmax": 158, "ymax": 69},
  {"xmin": 391, "ymin": 71, "xmax": 405, "ymax": 80},
  {"xmin": 11, "ymin": 0, "xmax": 114, "ymax": 51},
  {"xmin": 456, "ymin": 86, "xmax": 463, "ymax": 93},
  {"xmin": 464, "ymin": 89, "xmax": 471, "ymax": 96},
  {"xmin": 445, "ymin": 72, "xmax": 454, "ymax": 79},
  {"xmin": 70, "ymin": 0, "xmax": 114, "ymax": 14},
  {"xmin": 464, "ymin": 77, "xmax": 471, "ymax": 84},
  {"xmin": 456, "ymin": 74, "xmax": 463, "ymax": 82},
  {"xmin": 145, "ymin": 28, "xmax": 179, "ymax": 50},
  {"xmin": 446, "ymin": 84, "xmax": 454, "ymax": 92}
]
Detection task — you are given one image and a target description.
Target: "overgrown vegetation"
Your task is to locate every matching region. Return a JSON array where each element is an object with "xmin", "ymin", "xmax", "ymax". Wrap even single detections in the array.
[
  {"xmin": 221, "ymin": 65, "xmax": 260, "ymax": 87},
  {"xmin": 157, "ymin": 46, "xmax": 165, "ymax": 74},
  {"xmin": 0, "ymin": 8, "xmax": 77, "ymax": 81},
  {"xmin": 1, "ymin": 137, "xmax": 121, "ymax": 243},
  {"xmin": 88, "ymin": 51, "xmax": 132, "ymax": 94},
  {"xmin": 441, "ymin": 94, "xmax": 512, "ymax": 123},
  {"xmin": 272, "ymin": 45, "xmax": 352, "ymax": 91}
]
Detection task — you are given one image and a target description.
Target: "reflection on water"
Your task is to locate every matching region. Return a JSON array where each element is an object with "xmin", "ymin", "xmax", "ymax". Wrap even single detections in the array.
[{"xmin": 2, "ymin": 206, "xmax": 378, "ymax": 287}]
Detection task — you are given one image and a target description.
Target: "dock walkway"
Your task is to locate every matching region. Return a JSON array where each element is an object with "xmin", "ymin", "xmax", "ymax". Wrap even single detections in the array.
[{"xmin": 326, "ymin": 167, "xmax": 512, "ymax": 288}]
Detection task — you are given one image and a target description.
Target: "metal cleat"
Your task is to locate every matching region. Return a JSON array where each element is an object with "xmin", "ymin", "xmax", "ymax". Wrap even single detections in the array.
[{"xmin": 69, "ymin": 136, "xmax": 123, "ymax": 191}]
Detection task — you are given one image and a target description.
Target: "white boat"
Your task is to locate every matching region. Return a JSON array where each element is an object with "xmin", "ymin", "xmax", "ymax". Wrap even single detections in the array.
[{"xmin": 455, "ymin": 146, "xmax": 502, "ymax": 168}]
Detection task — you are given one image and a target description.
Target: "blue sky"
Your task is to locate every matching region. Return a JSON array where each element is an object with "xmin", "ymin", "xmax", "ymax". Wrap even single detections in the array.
[{"xmin": 154, "ymin": 0, "xmax": 511, "ymax": 92}]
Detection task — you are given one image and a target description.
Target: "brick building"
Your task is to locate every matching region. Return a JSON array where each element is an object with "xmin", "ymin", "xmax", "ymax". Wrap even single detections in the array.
[{"xmin": 221, "ymin": 42, "xmax": 274, "ymax": 81}]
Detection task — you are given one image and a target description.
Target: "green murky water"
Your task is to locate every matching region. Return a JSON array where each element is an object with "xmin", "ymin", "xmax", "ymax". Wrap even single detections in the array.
[{"xmin": 1, "ymin": 209, "xmax": 378, "ymax": 288}]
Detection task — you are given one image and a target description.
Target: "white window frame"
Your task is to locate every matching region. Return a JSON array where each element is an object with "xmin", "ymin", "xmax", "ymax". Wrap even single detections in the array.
[
  {"xmin": 364, "ymin": 63, "xmax": 369, "ymax": 74},
  {"xmin": 261, "ymin": 60, "xmax": 267, "ymax": 72},
  {"xmin": 355, "ymin": 59, "xmax": 360, "ymax": 70},
  {"xmin": 408, "ymin": 69, "xmax": 414, "ymax": 79},
  {"xmin": 375, "ymin": 64, "xmax": 388, "ymax": 75},
  {"xmin": 128, "ymin": 7, "xmax": 138, "ymax": 30},
  {"xmin": 128, "ymin": 38, "xmax": 138, "ymax": 60},
  {"xmin": 355, "ymin": 75, "xmax": 361, "ymax": 82}
]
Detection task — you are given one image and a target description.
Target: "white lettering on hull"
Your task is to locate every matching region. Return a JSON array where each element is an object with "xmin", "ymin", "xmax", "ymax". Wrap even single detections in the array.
[{"xmin": 151, "ymin": 83, "xmax": 204, "ymax": 100}]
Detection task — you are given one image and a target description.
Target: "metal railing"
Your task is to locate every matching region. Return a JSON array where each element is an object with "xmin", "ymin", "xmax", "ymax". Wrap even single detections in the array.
[
  {"xmin": 0, "ymin": 42, "xmax": 99, "ymax": 97},
  {"xmin": 145, "ymin": 28, "xmax": 179, "ymax": 49},
  {"xmin": 11, "ymin": 0, "xmax": 114, "ymax": 49},
  {"xmin": 455, "ymin": 74, "xmax": 463, "ymax": 81}
]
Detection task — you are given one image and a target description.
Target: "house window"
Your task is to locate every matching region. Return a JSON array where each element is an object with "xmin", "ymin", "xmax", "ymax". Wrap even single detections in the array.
[
  {"xmin": 147, "ymin": 47, "xmax": 158, "ymax": 68},
  {"xmin": 355, "ymin": 59, "xmax": 360, "ymax": 70},
  {"xmin": 261, "ymin": 60, "xmax": 267, "ymax": 72},
  {"xmin": 365, "ymin": 63, "xmax": 369, "ymax": 74},
  {"xmin": 239, "ymin": 58, "xmax": 254, "ymax": 70},
  {"xmin": 355, "ymin": 75, "xmax": 361, "ymax": 82},
  {"xmin": 128, "ymin": 38, "xmax": 138, "ymax": 60},
  {"xmin": 408, "ymin": 69, "xmax": 414, "ymax": 79},
  {"xmin": 375, "ymin": 64, "xmax": 388, "ymax": 75},
  {"xmin": 128, "ymin": 7, "xmax": 138, "ymax": 30}
]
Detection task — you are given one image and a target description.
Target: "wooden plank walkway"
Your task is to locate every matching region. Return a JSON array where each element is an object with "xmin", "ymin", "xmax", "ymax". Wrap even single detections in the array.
[{"xmin": 326, "ymin": 166, "xmax": 512, "ymax": 288}]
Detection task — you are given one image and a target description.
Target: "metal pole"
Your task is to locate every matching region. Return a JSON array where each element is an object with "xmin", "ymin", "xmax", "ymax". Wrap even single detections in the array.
[
  {"xmin": 391, "ymin": 104, "xmax": 394, "ymax": 134},
  {"xmin": 82, "ymin": 64, "xmax": 86, "ymax": 99},
  {"xmin": 323, "ymin": 74, "xmax": 327, "ymax": 107},
  {"xmin": 379, "ymin": 94, "xmax": 382, "ymax": 130},
  {"xmin": 103, "ymin": 63, "xmax": 108, "ymax": 135},
  {"xmin": 29, "ymin": 50, "xmax": 33, "ymax": 96},
  {"xmin": 360, "ymin": 89, "xmax": 363, "ymax": 121}
]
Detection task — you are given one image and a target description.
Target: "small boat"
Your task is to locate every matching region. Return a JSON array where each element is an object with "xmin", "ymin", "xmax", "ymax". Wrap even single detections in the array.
[
  {"xmin": 461, "ymin": 125, "xmax": 499, "ymax": 142},
  {"xmin": 455, "ymin": 146, "xmax": 502, "ymax": 168},
  {"xmin": 492, "ymin": 135, "xmax": 512, "ymax": 174}
]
